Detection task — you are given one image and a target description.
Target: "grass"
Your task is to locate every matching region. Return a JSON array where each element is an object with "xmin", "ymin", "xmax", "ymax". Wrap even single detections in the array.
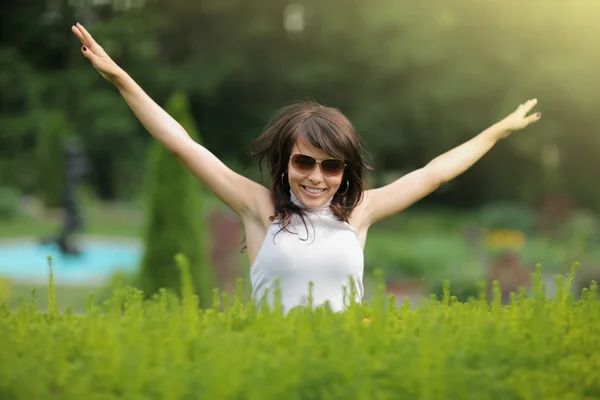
[{"xmin": 0, "ymin": 202, "xmax": 144, "ymax": 240}]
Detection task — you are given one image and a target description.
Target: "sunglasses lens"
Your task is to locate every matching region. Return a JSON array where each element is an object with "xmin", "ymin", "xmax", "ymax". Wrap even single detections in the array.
[
  {"xmin": 291, "ymin": 154, "xmax": 345, "ymax": 176},
  {"xmin": 292, "ymin": 154, "xmax": 316, "ymax": 172},
  {"xmin": 321, "ymin": 160, "xmax": 345, "ymax": 175}
]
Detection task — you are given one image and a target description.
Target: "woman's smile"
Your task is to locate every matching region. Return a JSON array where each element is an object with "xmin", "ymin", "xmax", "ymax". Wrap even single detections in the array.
[{"xmin": 301, "ymin": 185, "xmax": 328, "ymax": 197}]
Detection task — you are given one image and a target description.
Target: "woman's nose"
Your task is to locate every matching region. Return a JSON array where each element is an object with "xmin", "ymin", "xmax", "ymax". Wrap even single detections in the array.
[{"xmin": 307, "ymin": 167, "xmax": 324, "ymax": 183}]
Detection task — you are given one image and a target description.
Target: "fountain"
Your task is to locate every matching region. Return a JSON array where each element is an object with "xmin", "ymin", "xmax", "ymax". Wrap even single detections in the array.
[
  {"xmin": 0, "ymin": 137, "xmax": 142, "ymax": 286},
  {"xmin": 0, "ymin": 238, "xmax": 141, "ymax": 285}
]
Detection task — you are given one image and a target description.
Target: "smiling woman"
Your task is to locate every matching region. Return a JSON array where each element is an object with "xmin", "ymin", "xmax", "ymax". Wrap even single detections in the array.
[
  {"xmin": 246, "ymin": 103, "xmax": 371, "ymax": 312},
  {"xmin": 247, "ymin": 102, "xmax": 371, "ymax": 240},
  {"xmin": 71, "ymin": 22, "xmax": 542, "ymax": 314}
]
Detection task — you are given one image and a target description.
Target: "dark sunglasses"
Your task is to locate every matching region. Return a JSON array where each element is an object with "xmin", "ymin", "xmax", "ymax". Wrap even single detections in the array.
[{"xmin": 290, "ymin": 154, "xmax": 346, "ymax": 176}]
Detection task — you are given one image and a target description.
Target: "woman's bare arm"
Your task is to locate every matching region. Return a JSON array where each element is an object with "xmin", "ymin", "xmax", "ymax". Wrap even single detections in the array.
[
  {"xmin": 71, "ymin": 23, "xmax": 269, "ymax": 218},
  {"xmin": 362, "ymin": 99, "xmax": 542, "ymax": 227}
]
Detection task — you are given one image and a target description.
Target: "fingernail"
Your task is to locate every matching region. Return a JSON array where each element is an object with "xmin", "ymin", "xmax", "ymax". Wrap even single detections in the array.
[
  {"xmin": 536, "ymin": 112, "xmax": 541, "ymax": 117},
  {"xmin": 82, "ymin": 46, "xmax": 87, "ymax": 51}
]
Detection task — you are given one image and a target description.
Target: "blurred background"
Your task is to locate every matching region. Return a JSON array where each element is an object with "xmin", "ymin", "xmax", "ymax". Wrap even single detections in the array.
[{"xmin": 1, "ymin": 0, "xmax": 600, "ymax": 311}]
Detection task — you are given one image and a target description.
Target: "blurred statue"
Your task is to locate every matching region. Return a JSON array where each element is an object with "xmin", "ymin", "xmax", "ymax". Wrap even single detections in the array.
[{"xmin": 42, "ymin": 137, "xmax": 88, "ymax": 255}]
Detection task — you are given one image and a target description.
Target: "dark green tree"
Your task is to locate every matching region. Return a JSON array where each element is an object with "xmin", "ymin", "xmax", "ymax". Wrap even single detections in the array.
[{"xmin": 138, "ymin": 92, "xmax": 215, "ymax": 307}]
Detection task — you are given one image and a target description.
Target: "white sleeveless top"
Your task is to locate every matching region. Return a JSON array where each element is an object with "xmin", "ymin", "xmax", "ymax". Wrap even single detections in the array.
[{"xmin": 250, "ymin": 191, "xmax": 364, "ymax": 314}]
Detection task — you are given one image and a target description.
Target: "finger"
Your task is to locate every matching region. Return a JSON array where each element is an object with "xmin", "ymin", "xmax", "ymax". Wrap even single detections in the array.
[
  {"xmin": 80, "ymin": 44, "xmax": 94, "ymax": 61},
  {"xmin": 525, "ymin": 112, "xmax": 542, "ymax": 124},
  {"xmin": 521, "ymin": 98, "xmax": 538, "ymax": 115},
  {"xmin": 76, "ymin": 22, "xmax": 99, "ymax": 48},
  {"xmin": 71, "ymin": 25, "xmax": 87, "ymax": 46}
]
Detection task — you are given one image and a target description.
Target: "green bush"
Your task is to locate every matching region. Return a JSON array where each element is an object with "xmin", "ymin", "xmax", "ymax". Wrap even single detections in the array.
[
  {"xmin": 138, "ymin": 92, "xmax": 215, "ymax": 307},
  {"xmin": 1, "ymin": 262, "xmax": 598, "ymax": 399},
  {"xmin": 364, "ymin": 231, "xmax": 472, "ymax": 279},
  {"xmin": 430, "ymin": 277, "xmax": 480, "ymax": 303},
  {"xmin": 478, "ymin": 202, "xmax": 535, "ymax": 234}
]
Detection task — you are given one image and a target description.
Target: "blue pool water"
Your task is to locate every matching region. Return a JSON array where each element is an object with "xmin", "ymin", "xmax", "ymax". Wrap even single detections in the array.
[{"xmin": 0, "ymin": 239, "xmax": 142, "ymax": 285}]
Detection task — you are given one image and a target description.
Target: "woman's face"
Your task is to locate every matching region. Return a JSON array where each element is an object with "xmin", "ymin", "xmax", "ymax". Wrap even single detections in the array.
[{"xmin": 287, "ymin": 136, "xmax": 345, "ymax": 209}]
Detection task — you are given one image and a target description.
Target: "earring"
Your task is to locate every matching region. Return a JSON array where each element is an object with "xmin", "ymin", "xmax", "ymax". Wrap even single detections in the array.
[{"xmin": 337, "ymin": 180, "xmax": 349, "ymax": 196}]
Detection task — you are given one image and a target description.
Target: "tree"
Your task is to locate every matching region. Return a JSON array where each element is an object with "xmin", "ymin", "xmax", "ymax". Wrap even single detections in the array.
[{"xmin": 138, "ymin": 92, "xmax": 215, "ymax": 307}]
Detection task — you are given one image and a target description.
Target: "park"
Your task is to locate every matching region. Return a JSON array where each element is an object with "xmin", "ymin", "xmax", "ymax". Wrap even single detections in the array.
[{"xmin": 1, "ymin": 0, "xmax": 600, "ymax": 398}]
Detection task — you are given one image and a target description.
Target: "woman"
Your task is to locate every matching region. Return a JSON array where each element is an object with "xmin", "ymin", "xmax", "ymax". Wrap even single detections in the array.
[{"xmin": 71, "ymin": 23, "xmax": 541, "ymax": 313}]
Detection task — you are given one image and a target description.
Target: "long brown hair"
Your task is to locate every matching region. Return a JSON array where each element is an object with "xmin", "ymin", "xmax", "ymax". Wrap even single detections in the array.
[{"xmin": 248, "ymin": 101, "xmax": 373, "ymax": 238}]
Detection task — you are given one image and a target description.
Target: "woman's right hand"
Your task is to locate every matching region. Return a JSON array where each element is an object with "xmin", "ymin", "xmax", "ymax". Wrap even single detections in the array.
[{"xmin": 71, "ymin": 22, "xmax": 123, "ymax": 83}]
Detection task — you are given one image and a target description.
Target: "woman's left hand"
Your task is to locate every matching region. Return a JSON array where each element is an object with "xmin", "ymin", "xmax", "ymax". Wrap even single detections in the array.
[{"xmin": 500, "ymin": 98, "xmax": 542, "ymax": 137}]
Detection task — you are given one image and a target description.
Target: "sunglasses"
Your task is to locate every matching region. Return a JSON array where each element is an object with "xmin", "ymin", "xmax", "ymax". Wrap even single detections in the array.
[{"xmin": 289, "ymin": 154, "xmax": 346, "ymax": 176}]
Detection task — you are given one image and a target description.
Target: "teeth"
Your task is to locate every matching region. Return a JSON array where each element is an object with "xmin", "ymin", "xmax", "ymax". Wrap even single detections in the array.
[{"xmin": 304, "ymin": 187, "xmax": 325, "ymax": 194}]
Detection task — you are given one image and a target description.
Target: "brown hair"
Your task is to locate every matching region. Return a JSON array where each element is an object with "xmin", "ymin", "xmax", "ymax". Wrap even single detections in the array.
[{"xmin": 248, "ymin": 100, "xmax": 373, "ymax": 238}]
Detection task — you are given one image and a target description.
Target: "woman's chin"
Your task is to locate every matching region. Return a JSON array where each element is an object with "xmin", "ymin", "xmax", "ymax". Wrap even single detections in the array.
[{"xmin": 294, "ymin": 186, "xmax": 331, "ymax": 208}]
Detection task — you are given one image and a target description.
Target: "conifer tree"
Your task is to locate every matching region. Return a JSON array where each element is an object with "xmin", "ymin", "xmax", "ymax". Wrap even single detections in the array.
[{"xmin": 139, "ymin": 92, "xmax": 214, "ymax": 307}]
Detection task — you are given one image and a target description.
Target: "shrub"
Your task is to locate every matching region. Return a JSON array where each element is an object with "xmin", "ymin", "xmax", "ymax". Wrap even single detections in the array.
[{"xmin": 0, "ymin": 262, "xmax": 598, "ymax": 399}]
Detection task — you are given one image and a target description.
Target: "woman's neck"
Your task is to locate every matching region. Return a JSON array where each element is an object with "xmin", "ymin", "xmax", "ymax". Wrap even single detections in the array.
[{"xmin": 290, "ymin": 190, "xmax": 333, "ymax": 213}]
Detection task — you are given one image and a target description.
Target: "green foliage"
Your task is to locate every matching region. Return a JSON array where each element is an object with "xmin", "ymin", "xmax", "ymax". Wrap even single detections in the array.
[
  {"xmin": 1, "ymin": 263, "xmax": 599, "ymax": 398},
  {"xmin": 3, "ymin": 0, "xmax": 600, "ymax": 210},
  {"xmin": 563, "ymin": 210, "xmax": 600, "ymax": 252},
  {"xmin": 479, "ymin": 202, "xmax": 535, "ymax": 234},
  {"xmin": 365, "ymin": 230, "xmax": 472, "ymax": 279},
  {"xmin": 0, "ymin": 49, "xmax": 46, "ymax": 194},
  {"xmin": 138, "ymin": 92, "xmax": 215, "ymax": 307},
  {"xmin": 430, "ymin": 277, "xmax": 480, "ymax": 303},
  {"xmin": 0, "ymin": 186, "xmax": 20, "ymax": 220}
]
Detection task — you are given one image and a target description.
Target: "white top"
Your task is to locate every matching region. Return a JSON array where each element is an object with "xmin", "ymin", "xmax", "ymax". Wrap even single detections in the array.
[{"xmin": 250, "ymin": 191, "xmax": 364, "ymax": 314}]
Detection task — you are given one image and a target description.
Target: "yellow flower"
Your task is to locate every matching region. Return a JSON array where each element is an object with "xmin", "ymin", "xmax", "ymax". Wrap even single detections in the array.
[{"xmin": 485, "ymin": 229, "xmax": 526, "ymax": 250}]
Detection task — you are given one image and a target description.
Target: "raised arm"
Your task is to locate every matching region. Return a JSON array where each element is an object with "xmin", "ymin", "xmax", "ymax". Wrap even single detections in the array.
[
  {"xmin": 71, "ymin": 23, "xmax": 270, "ymax": 219},
  {"xmin": 362, "ymin": 99, "xmax": 542, "ymax": 226}
]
